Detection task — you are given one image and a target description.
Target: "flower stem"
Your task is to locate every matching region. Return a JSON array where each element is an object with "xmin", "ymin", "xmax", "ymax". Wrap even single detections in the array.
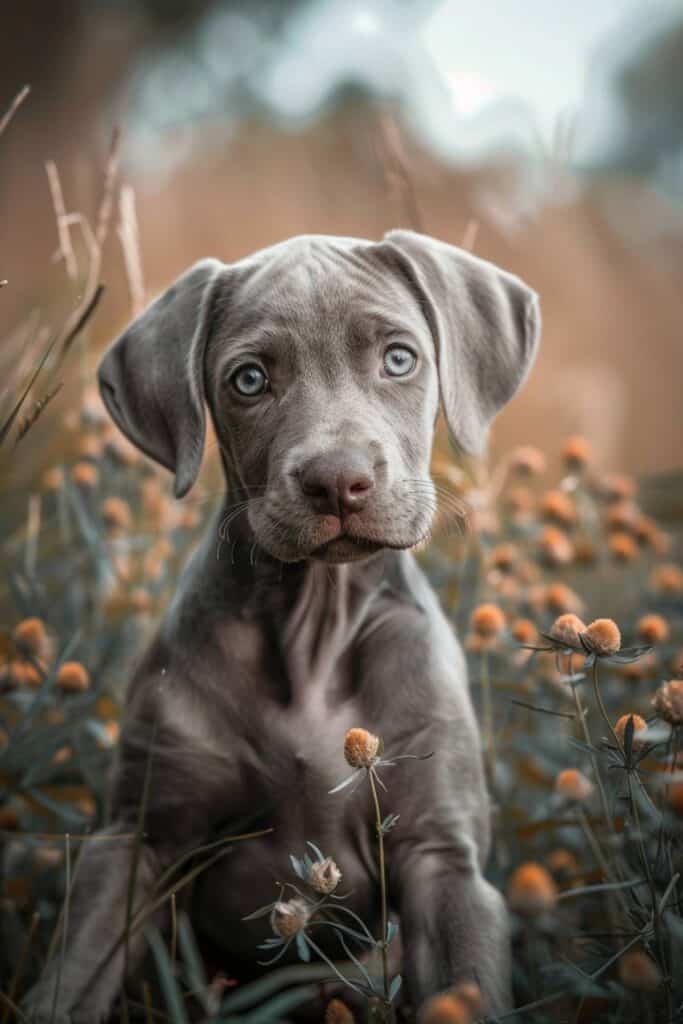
[
  {"xmin": 480, "ymin": 650, "xmax": 497, "ymax": 790},
  {"xmin": 368, "ymin": 768, "xmax": 392, "ymax": 1021}
]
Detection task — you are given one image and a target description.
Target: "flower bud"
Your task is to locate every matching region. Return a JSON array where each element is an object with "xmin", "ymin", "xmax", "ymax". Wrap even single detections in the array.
[
  {"xmin": 270, "ymin": 898, "xmax": 310, "ymax": 938},
  {"xmin": 344, "ymin": 728, "xmax": 379, "ymax": 768},
  {"xmin": 308, "ymin": 857, "xmax": 342, "ymax": 894}
]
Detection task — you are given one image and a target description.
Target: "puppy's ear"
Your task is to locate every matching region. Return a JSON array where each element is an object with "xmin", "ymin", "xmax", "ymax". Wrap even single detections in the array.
[
  {"xmin": 382, "ymin": 230, "xmax": 540, "ymax": 456},
  {"xmin": 98, "ymin": 259, "xmax": 225, "ymax": 498}
]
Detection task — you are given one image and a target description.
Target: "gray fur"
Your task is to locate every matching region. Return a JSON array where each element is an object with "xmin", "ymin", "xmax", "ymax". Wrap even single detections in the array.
[{"xmin": 23, "ymin": 231, "xmax": 539, "ymax": 1022}]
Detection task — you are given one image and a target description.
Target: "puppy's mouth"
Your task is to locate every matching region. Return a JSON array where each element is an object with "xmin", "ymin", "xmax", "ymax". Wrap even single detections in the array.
[{"xmin": 312, "ymin": 533, "xmax": 385, "ymax": 564}]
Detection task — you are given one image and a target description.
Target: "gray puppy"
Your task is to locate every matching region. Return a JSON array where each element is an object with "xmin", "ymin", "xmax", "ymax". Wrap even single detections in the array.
[{"xmin": 24, "ymin": 230, "xmax": 539, "ymax": 1021}]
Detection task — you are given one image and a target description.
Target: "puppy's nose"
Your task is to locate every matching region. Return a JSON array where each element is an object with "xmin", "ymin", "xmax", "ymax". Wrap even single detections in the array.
[{"xmin": 300, "ymin": 449, "xmax": 375, "ymax": 516}]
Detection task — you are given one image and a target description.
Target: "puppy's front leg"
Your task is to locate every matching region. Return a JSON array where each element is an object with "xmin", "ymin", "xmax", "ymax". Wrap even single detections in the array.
[
  {"xmin": 393, "ymin": 849, "xmax": 510, "ymax": 1017},
  {"xmin": 22, "ymin": 825, "xmax": 168, "ymax": 1024}
]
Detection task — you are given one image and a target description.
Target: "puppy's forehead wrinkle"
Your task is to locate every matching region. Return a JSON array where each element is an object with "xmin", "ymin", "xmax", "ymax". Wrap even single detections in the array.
[{"xmin": 223, "ymin": 237, "xmax": 422, "ymax": 350}]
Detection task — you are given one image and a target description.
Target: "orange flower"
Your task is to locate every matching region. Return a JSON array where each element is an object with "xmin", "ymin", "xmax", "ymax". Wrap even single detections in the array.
[
  {"xmin": 604, "ymin": 502, "xmax": 638, "ymax": 532},
  {"xmin": 540, "ymin": 490, "xmax": 577, "ymax": 526},
  {"xmin": 599, "ymin": 473, "xmax": 636, "ymax": 503},
  {"xmin": 510, "ymin": 445, "xmax": 546, "ymax": 476},
  {"xmin": 555, "ymin": 769, "xmax": 593, "ymax": 802},
  {"xmin": 507, "ymin": 862, "xmax": 558, "ymax": 915},
  {"xmin": 538, "ymin": 526, "xmax": 573, "ymax": 566},
  {"xmin": 1, "ymin": 659, "xmax": 44, "ymax": 688},
  {"xmin": 325, "ymin": 999, "xmax": 355, "ymax": 1024},
  {"xmin": 343, "ymin": 728, "xmax": 379, "ymax": 768},
  {"xmin": 102, "ymin": 497, "xmax": 132, "ymax": 532},
  {"xmin": 582, "ymin": 618, "xmax": 621, "ymax": 656},
  {"xmin": 636, "ymin": 614, "xmax": 669, "ymax": 645},
  {"xmin": 649, "ymin": 564, "xmax": 683, "ymax": 595},
  {"xmin": 609, "ymin": 532, "xmax": 638, "ymax": 562},
  {"xmin": 652, "ymin": 680, "xmax": 683, "ymax": 726},
  {"xmin": 550, "ymin": 614, "xmax": 587, "ymax": 648},
  {"xmin": 71, "ymin": 461, "xmax": 98, "ymax": 488},
  {"xmin": 511, "ymin": 619, "xmax": 537, "ymax": 645},
  {"xmin": 470, "ymin": 603, "xmax": 506, "ymax": 638},
  {"xmin": 617, "ymin": 951, "xmax": 662, "ymax": 992},
  {"xmin": 561, "ymin": 435, "xmax": 592, "ymax": 468},
  {"xmin": 545, "ymin": 583, "xmax": 584, "ymax": 615},
  {"xmin": 546, "ymin": 848, "xmax": 580, "ymax": 880},
  {"xmin": 420, "ymin": 993, "xmax": 472, "ymax": 1024},
  {"xmin": 13, "ymin": 618, "xmax": 52, "ymax": 661},
  {"xmin": 488, "ymin": 543, "xmax": 518, "ymax": 573},
  {"xmin": 614, "ymin": 714, "xmax": 647, "ymax": 749},
  {"xmin": 56, "ymin": 661, "xmax": 91, "ymax": 694}
]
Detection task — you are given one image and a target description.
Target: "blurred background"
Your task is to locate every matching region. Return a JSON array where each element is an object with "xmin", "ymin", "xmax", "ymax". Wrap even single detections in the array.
[{"xmin": 1, "ymin": 0, "xmax": 683, "ymax": 482}]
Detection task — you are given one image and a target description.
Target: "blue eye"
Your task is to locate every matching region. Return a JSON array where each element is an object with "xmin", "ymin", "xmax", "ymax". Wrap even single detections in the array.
[
  {"xmin": 232, "ymin": 364, "xmax": 268, "ymax": 396},
  {"xmin": 383, "ymin": 345, "xmax": 416, "ymax": 378}
]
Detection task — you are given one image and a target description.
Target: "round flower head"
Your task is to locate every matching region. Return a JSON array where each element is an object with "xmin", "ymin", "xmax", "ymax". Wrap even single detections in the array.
[
  {"xmin": 636, "ymin": 613, "xmax": 669, "ymax": 645},
  {"xmin": 56, "ymin": 661, "xmax": 91, "ymax": 694},
  {"xmin": 71, "ymin": 461, "xmax": 98, "ymax": 488},
  {"xmin": 652, "ymin": 680, "xmax": 683, "ymax": 726},
  {"xmin": 421, "ymin": 993, "xmax": 472, "ymax": 1024},
  {"xmin": 555, "ymin": 768, "xmax": 594, "ymax": 803},
  {"xmin": 511, "ymin": 619, "xmax": 537, "ymax": 645},
  {"xmin": 325, "ymin": 999, "xmax": 355, "ymax": 1024},
  {"xmin": 102, "ymin": 497, "xmax": 132, "ymax": 533},
  {"xmin": 510, "ymin": 445, "xmax": 546, "ymax": 476},
  {"xmin": 618, "ymin": 950, "xmax": 662, "ymax": 993},
  {"xmin": 600, "ymin": 472, "xmax": 636, "ymax": 503},
  {"xmin": 561, "ymin": 435, "xmax": 592, "ymax": 468},
  {"xmin": 605, "ymin": 501, "xmax": 638, "ymax": 532},
  {"xmin": 308, "ymin": 856, "xmax": 342, "ymax": 895},
  {"xmin": 538, "ymin": 526, "xmax": 573, "ymax": 566},
  {"xmin": 582, "ymin": 618, "xmax": 621, "ymax": 657},
  {"xmin": 550, "ymin": 613, "xmax": 587, "ymax": 649},
  {"xmin": 488, "ymin": 543, "xmax": 518, "ymax": 573},
  {"xmin": 540, "ymin": 490, "xmax": 576, "ymax": 526},
  {"xmin": 13, "ymin": 618, "xmax": 52, "ymax": 661},
  {"xmin": 270, "ymin": 898, "xmax": 310, "ymax": 938},
  {"xmin": 507, "ymin": 862, "xmax": 558, "ymax": 916},
  {"xmin": 469, "ymin": 603, "xmax": 506, "ymax": 638},
  {"xmin": 614, "ymin": 713, "xmax": 647, "ymax": 749},
  {"xmin": 343, "ymin": 728, "xmax": 379, "ymax": 768},
  {"xmin": 649, "ymin": 563, "xmax": 683, "ymax": 594},
  {"xmin": 545, "ymin": 583, "xmax": 584, "ymax": 616},
  {"xmin": 546, "ymin": 848, "xmax": 580, "ymax": 880},
  {"xmin": 609, "ymin": 531, "xmax": 638, "ymax": 563}
]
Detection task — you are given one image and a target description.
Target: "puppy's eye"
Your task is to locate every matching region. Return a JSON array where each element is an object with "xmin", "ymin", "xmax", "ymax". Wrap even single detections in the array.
[
  {"xmin": 383, "ymin": 345, "xmax": 416, "ymax": 378},
  {"xmin": 232, "ymin": 364, "xmax": 268, "ymax": 397}
]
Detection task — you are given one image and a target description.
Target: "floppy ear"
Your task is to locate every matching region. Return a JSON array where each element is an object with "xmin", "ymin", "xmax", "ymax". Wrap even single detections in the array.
[
  {"xmin": 98, "ymin": 258, "xmax": 225, "ymax": 498},
  {"xmin": 382, "ymin": 229, "xmax": 540, "ymax": 456}
]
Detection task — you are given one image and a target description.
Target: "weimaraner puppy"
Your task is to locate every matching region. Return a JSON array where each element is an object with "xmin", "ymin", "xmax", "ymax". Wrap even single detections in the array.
[{"xmin": 24, "ymin": 230, "xmax": 539, "ymax": 1021}]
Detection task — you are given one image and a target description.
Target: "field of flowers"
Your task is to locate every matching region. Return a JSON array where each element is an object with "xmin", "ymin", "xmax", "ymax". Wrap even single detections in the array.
[{"xmin": 1, "ymin": 88, "xmax": 683, "ymax": 1024}]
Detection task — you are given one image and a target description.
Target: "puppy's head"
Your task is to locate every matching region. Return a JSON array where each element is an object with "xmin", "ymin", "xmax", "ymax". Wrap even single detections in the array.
[{"xmin": 98, "ymin": 231, "xmax": 539, "ymax": 563}]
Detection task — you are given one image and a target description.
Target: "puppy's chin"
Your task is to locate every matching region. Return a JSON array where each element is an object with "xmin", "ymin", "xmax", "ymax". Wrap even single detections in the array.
[{"xmin": 311, "ymin": 536, "xmax": 385, "ymax": 564}]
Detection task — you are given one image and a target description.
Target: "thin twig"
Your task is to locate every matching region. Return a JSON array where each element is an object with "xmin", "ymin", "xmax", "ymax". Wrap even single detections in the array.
[
  {"xmin": 45, "ymin": 161, "xmax": 78, "ymax": 280},
  {"xmin": 0, "ymin": 85, "xmax": 30, "ymax": 138},
  {"xmin": 118, "ymin": 184, "xmax": 146, "ymax": 316},
  {"xmin": 95, "ymin": 125, "xmax": 122, "ymax": 249}
]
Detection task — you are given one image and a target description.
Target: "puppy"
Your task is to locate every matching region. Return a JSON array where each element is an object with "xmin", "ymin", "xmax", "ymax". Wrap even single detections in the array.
[{"xmin": 24, "ymin": 230, "xmax": 539, "ymax": 1021}]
